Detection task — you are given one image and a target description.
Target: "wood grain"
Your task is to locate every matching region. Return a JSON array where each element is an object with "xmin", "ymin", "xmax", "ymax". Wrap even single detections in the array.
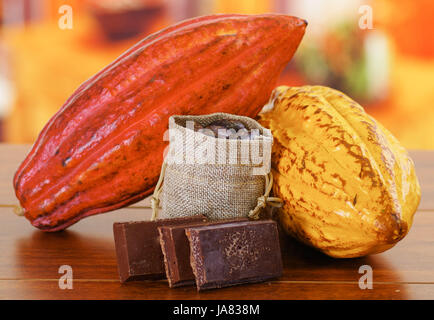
[
  {"xmin": 1, "ymin": 206, "xmax": 434, "ymax": 283},
  {"xmin": 2, "ymin": 279, "xmax": 434, "ymax": 300},
  {"xmin": 0, "ymin": 144, "xmax": 433, "ymax": 299}
]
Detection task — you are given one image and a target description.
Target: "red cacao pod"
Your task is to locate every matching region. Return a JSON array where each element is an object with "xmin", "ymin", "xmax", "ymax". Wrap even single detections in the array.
[{"xmin": 14, "ymin": 14, "xmax": 307, "ymax": 231}]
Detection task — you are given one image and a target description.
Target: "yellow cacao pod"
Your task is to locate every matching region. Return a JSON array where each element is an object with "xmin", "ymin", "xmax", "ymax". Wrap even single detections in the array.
[{"xmin": 258, "ymin": 85, "xmax": 421, "ymax": 258}]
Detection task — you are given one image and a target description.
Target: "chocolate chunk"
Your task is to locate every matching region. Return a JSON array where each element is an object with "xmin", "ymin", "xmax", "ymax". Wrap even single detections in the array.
[
  {"xmin": 113, "ymin": 215, "xmax": 207, "ymax": 283},
  {"xmin": 185, "ymin": 220, "xmax": 283, "ymax": 291},
  {"xmin": 158, "ymin": 218, "xmax": 248, "ymax": 288}
]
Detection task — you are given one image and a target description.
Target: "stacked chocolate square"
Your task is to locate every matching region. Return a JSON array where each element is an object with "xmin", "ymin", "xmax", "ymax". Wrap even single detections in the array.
[{"xmin": 113, "ymin": 215, "xmax": 283, "ymax": 291}]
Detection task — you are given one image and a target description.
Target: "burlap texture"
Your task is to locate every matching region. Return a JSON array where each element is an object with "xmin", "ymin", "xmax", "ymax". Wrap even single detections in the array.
[{"xmin": 159, "ymin": 113, "xmax": 273, "ymax": 220}]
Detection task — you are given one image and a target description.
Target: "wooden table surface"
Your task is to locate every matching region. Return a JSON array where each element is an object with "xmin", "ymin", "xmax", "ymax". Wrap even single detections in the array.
[{"xmin": 0, "ymin": 144, "xmax": 433, "ymax": 300}]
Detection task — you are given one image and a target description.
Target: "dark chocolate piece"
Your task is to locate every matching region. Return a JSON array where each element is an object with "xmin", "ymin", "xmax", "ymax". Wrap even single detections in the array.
[
  {"xmin": 158, "ymin": 218, "xmax": 248, "ymax": 288},
  {"xmin": 185, "ymin": 220, "xmax": 282, "ymax": 291},
  {"xmin": 113, "ymin": 215, "xmax": 207, "ymax": 283}
]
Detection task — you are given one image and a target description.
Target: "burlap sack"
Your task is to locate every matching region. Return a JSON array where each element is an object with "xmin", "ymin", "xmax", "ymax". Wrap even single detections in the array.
[{"xmin": 151, "ymin": 113, "xmax": 281, "ymax": 221}]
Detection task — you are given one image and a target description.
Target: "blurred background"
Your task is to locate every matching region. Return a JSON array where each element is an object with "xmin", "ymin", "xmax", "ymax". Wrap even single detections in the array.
[{"xmin": 0, "ymin": 0, "xmax": 433, "ymax": 148}]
